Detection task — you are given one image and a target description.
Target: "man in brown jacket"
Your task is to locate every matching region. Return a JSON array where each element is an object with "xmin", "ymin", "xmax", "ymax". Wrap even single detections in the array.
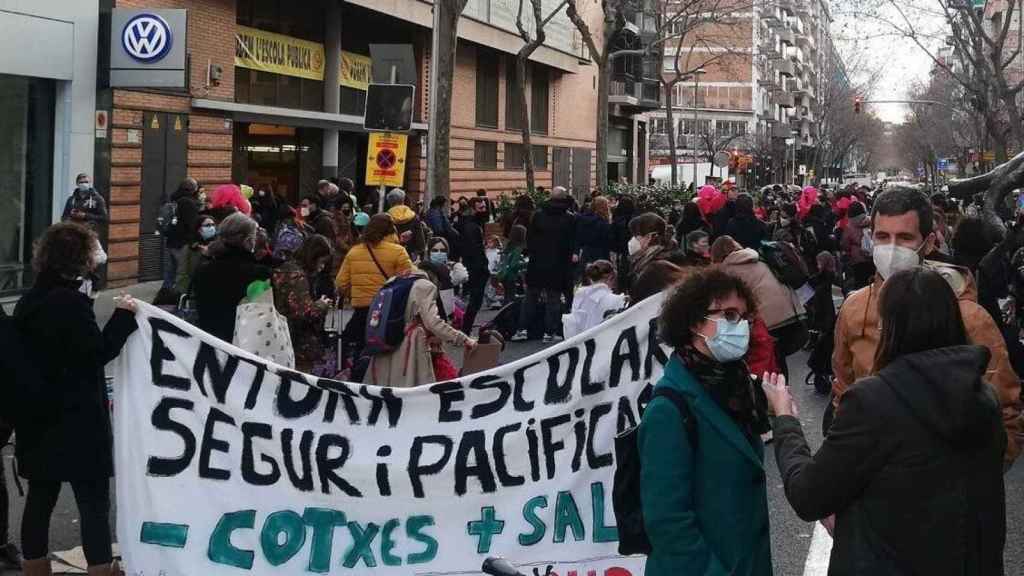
[{"xmin": 833, "ymin": 187, "xmax": 1023, "ymax": 466}]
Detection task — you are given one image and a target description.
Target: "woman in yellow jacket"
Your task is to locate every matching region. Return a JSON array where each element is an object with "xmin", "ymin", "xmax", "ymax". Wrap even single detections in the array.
[{"xmin": 336, "ymin": 213, "xmax": 414, "ymax": 360}]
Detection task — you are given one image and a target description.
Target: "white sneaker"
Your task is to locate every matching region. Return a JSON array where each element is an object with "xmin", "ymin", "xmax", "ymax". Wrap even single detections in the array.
[
  {"xmin": 550, "ymin": 334, "xmax": 563, "ymax": 342},
  {"xmin": 511, "ymin": 330, "xmax": 529, "ymax": 342},
  {"xmin": 542, "ymin": 334, "xmax": 553, "ymax": 343}
]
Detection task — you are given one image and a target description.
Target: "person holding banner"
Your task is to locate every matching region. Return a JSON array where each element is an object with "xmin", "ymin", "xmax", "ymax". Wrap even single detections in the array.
[
  {"xmin": 639, "ymin": 268, "xmax": 773, "ymax": 576},
  {"xmin": 12, "ymin": 222, "xmax": 139, "ymax": 576}
]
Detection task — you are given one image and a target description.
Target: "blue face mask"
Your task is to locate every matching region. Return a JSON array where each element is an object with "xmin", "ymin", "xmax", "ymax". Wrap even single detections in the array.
[
  {"xmin": 200, "ymin": 225, "xmax": 217, "ymax": 240},
  {"xmin": 429, "ymin": 251, "xmax": 449, "ymax": 265},
  {"xmin": 700, "ymin": 318, "xmax": 750, "ymax": 362}
]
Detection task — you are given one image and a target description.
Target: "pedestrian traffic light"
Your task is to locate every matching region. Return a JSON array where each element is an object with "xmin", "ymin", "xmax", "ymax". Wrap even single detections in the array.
[{"xmin": 854, "ymin": 96, "xmax": 862, "ymax": 114}]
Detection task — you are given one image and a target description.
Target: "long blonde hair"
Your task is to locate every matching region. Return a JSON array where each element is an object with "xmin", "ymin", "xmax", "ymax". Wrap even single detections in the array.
[{"xmin": 592, "ymin": 196, "xmax": 611, "ymax": 222}]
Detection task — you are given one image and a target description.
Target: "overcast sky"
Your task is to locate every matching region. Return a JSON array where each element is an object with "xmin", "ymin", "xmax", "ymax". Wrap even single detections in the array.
[{"xmin": 830, "ymin": 1, "xmax": 947, "ymax": 124}]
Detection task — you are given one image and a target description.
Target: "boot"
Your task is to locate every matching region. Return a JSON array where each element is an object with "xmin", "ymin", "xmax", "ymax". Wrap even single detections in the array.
[
  {"xmin": 20, "ymin": 557, "xmax": 52, "ymax": 576},
  {"xmin": 86, "ymin": 563, "xmax": 113, "ymax": 576}
]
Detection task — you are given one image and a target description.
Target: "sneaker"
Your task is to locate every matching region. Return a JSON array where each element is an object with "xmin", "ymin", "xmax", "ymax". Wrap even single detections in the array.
[
  {"xmin": 542, "ymin": 334, "xmax": 553, "ymax": 343},
  {"xmin": 511, "ymin": 330, "xmax": 529, "ymax": 342},
  {"xmin": 550, "ymin": 334, "xmax": 563, "ymax": 342},
  {"xmin": 0, "ymin": 542, "xmax": 23, "ymax": 568}
]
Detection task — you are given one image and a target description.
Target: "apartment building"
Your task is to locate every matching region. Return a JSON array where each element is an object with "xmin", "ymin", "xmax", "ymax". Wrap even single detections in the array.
[
  {"xmin": 647, "ymin": 0, "xmax": 838, "ymax": 187},
  {"xmin": 93, "ymin": 0, "xmax": 607, "ymax": 286}
]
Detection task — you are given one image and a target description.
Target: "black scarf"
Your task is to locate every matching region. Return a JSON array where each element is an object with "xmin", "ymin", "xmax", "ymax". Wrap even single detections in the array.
[{"xmin": 679, "ymin": 347, "xmax": 772, "ymax": 442}]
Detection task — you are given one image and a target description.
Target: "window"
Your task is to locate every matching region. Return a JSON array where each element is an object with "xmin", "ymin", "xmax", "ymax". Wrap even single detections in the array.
[
  {"xmin": 236, "ymin": 68, "xmax": 324, "ymax": 112},
  {"xmin": 476, "ymin": 48, "xmax": 499, "ymax": 128},
  {"xmin": 533, "ymin": 145, "xmax": 548, "ymax": 169},
  {"xmin": 505, "ymin": 143, "xmax": 525, "ymax": 170},
  {"xmin": 0, "ymin": 74, "xmax": 54, "ymax": 293},
  {"xmin": 531, "ymin": 65, "xmax": 550, "ymax": 134},
  {"xmin": 716, "ymin": 120, "xmax": 748, "ymax": 136},
  {"xmin": 506, "ymin": 57, "xmax": 523, "ymax": 131},
  {"xmin": 475, "ymin": 141, "xmax": 498, "ymax": 169}
]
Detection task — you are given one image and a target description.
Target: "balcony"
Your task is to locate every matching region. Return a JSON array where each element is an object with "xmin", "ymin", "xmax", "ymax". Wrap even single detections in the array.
[
  {"xmin": 776, "ymin": 92, "xmax": 795, "ymax": 108},
  {"xmin": 778, "ymin": 60, "xmax": 796, "ymax": 77},
  {"xmin": 779, "ymin": 29, "xmax": 795, "ymax": 45},
  {"xmin": 785, "ymin": 78, "xmax": 800, "ymax": 92},
  {"xmin": 609, "ymin": 77, "xmax": 661, "ymax": 111}
]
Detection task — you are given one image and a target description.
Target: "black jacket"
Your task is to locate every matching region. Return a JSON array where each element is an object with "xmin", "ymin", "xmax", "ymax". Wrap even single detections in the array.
[
  {"xmin": 168, "ymin": 188, "xmax": 203, "ymax": 249},
  {"xmin": 460, "ymin": 216, "xmax": 489, "ymax": 275},
  {"xmin": 774, "ymin": 345, "xmax": 1006, "ymax": 576},
  {"xmin": 13, "ymin": 272, "xmax": 137, "ymax": 480},
  {"xmin": 192, "ymin": 244, "xmax": 272, "ymax": 343},
  {"xmin": 62, "ymin": 188, "xmax": 108, "ymax": 229},
  {"xmin": 711, "ymin": 200, "xmax": 736, "ymax": 238},
  {"xmin": 526, "ymin": 197, "xmax": 577, "ymax": 290},
  {"xmin": 725, "ymin": 214, "xmax": 769, "ymax": 250},
  {"xmin": 575, "ymin": 211, "xmax": 612, "ymax": 263}
]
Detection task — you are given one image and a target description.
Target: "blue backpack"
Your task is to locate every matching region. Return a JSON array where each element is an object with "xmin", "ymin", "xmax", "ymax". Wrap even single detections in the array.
[{"xmin": 364, "ymin": 276, "xmax": 419, "ymax": 355}]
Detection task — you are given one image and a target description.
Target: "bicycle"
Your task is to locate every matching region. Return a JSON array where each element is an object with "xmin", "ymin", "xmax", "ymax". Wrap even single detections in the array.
[{"xmin": 481, "ymin": 557, "xmax": 554, "ymax": 576}]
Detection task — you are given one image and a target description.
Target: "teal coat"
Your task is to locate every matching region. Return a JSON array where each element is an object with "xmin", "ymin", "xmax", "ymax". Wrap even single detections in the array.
[{"xmin": 639, "ymin": 356, "xmax": 772, "ymax": 576}]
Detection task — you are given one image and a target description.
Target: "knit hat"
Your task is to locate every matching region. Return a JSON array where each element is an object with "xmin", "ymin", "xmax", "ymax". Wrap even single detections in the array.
[{"xmin": 353, "ymin": 211, "xmax": 370, "ymax": 227}]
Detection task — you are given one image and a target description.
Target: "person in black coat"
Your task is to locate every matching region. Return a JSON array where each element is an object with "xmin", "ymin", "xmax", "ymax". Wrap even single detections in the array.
[
  {"xmin": 163, "ymin": 178, "xmax": 203, "ymax": 291},
  {"xmin": 724, "ymin": 193, "xmax": 769, "ymax": 250},
  {"xmin": 764, "ymin": 267, "xmax": 1007, "ymax": 576},
  {"xmin": 515, "ymin": 187, "xmax": 577, "ymax": 342},
  {"xmin": 192, "ymin": 212, "xmax": 273, "ymax": 342},
  {"xmin": 459, "ymin": 197, "xmax": 491, "ymax": 334},
  {"xmin": 13, "ymin": 223, "xmax": 138, "ymax": 576},
  {"xmin": 575, "ymin": 196, "xmax": 613, "ymax": 265},
  {"xmin": 610, "ymin": 195, "xmax": 636, "ymax": 292}
]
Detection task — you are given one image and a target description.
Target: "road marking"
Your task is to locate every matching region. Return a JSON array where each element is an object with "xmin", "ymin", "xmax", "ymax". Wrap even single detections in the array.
[{"xmin": 802, "ymin": 521, "xmax": 833, "ymax": 576}]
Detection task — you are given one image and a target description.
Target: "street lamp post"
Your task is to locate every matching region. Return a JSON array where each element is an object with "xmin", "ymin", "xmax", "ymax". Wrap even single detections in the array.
[{"xmin": 691, "ymin": 68, "xmax": 706, "ymax": 191}]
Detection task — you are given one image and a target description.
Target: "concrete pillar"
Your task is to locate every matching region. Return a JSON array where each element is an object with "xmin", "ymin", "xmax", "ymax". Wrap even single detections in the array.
[{"xmin": 322, "ymin": 0, "xmax": 342, "ymax": 179}]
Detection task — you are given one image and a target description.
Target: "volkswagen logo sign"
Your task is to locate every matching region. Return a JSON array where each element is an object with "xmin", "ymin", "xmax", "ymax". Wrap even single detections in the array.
[{"xmin": 122, "ymin": 13, "xmax": 172, "ymax": 63}]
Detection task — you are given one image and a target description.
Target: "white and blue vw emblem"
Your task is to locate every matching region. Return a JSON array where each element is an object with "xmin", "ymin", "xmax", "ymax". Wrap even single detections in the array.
[{"xmin": 122, "ymin": 13, "xmax": 172, "ymax": 63}]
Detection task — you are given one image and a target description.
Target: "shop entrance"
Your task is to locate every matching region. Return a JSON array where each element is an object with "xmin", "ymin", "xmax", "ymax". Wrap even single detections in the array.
[{"xmin": 232, "ymin": 123, "xmax": 323, "ymax": 204}]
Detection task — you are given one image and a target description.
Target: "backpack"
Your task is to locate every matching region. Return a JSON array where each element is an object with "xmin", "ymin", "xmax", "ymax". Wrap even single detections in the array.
[
  {"xmin": 156, "ymin": 200, "xmax": 179, "ymax": 237},
  {"xmin": 759, "ymin": 240, "xmax": 809, "ymax": 289},
  {"xmin": 364, "ymin": 276, "xmax": 419, "ymax": 355},
  {"xmin": 0, "ymin": 307, "xmax": 45, "ymax": 427},
  {"xmin": 613, "ymin": 388, "xmax": 697, "ymax": 555}
]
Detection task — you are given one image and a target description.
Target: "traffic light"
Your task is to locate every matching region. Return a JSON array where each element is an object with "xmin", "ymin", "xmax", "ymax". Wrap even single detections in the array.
[{"xmin": 854, "ymin": 96, "xmax": 863, "ymax": 114}]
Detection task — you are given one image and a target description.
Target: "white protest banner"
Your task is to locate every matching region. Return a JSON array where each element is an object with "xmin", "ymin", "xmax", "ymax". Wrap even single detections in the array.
[{"xmin": 113, "ymin": 294, "xmax": 668, "ymax": 575}]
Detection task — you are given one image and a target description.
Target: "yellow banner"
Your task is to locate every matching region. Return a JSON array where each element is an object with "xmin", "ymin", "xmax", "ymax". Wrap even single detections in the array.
[
  {"xmin": 341, "ymin": 51, "xmax": 371, "ymax": 91},
  {"xmin": 235, "ymin": 25, "xmax": 325, "ymax": 81},
  {"xmin": 235, "ymin": 26, "xmax": 372, "ymax": 90},
  {"xmin": 365, "ymin": 133, "xmax": 408, "ymax": 188}
]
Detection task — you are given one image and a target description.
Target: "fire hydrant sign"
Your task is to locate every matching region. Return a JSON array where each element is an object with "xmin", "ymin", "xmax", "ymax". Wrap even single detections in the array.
[{"xmin": 365, "ymin": 132, "xmax": 407, "ymax": 187}]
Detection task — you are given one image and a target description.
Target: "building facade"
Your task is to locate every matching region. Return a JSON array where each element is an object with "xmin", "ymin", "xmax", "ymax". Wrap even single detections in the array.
[
  {"xmin": 96, "ymin": 0, "xmax": 608, "ymax": 286},
  {"xmin": 0, "ymin": 1, "xmax": 100, "ymax": 296},
  {"xmin": 647, "ymin": 0, "xmax": 838, "ymax": 187}
]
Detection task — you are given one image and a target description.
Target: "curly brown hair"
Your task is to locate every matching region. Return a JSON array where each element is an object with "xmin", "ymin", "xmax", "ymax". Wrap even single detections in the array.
[
  {"xmin": 658, "ymin": 267, "xmax": 758, "ymax": 350},
  {"xmin": 33, "ymin": 222, "xmax": 97, "ymax": 278}
]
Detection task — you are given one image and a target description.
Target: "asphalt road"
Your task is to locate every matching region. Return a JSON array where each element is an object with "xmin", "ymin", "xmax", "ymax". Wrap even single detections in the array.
[{"xmin": 3, "ymin": 297, "xmax": 1024, "ymax": 574}]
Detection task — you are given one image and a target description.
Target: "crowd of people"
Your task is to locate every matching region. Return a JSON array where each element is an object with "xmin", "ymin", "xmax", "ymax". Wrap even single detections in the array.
[{"xmin": 2, "ymin": 172, "xmax": 1024, "ymax": 575}]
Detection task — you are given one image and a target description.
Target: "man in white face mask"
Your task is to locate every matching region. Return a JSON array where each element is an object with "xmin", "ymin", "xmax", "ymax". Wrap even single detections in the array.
[{"xmin": 833, "ymin": 187, "xmax": 1023, "ymax": 468}]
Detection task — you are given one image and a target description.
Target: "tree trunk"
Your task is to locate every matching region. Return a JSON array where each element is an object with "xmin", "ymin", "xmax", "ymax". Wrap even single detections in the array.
[
  {"xmin": 596, "ymin": 57, "xmax": 610, "ymax": 191},
  {"xmin": 428, "ymin": 0, "xmax": 469, "ymax": 200},
  {"xmin": 665, "ymin": 83, "xmax": 678, "ymax": 187},
  {"xmin": 517, "ymin": 55, "xmax": 536, "ymax": 194}
]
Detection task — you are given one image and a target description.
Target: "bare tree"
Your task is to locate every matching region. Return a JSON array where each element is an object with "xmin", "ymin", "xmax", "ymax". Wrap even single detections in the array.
[
  {"xmin": 653, "ymin": 0, "xmax": 753, "ymax": 186},
  {"xmin": 515, "ymin": 0, "xmax": 569, "ymax": 194},
  {"xmin": 838, "ymin": 0, "xmax": 1024, "ymax": 161},
  {"xmin": 428, "ymin": 0, "xmax": 472, "ymax": 201}
]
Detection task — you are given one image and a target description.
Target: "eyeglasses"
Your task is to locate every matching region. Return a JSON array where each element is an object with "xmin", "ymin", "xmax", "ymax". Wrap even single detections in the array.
[{"xmin": 707, "ymin": 308, "xmax": 750, "ymax": 324}]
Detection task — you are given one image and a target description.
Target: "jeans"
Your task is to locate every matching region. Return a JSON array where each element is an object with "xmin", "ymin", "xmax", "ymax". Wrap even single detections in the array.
[
  {"xmin": 22, "ymin": 479, "xmax": 112, "ymax": 565},
  {"xmin": 0, "ymin": 425, "xmax": 10, "ymax": 545},
  {"xmin": 461, "ymin": 271, "xmax": 489, "ymax": 337},
  {"xmin": 163, "ymin": 246, "xmax": 185, "ymax": 290},
  {"xmin": 520, "ymin": 287, "xmax": 562, "ymax": 337}
]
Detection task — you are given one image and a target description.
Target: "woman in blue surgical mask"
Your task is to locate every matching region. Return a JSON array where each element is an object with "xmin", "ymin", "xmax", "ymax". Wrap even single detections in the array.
[{"xmin": 638, "ymin": 268, "xmax": 774, "ymax": 576}]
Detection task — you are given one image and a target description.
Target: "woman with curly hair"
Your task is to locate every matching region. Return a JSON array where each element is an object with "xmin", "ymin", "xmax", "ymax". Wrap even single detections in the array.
[
  {"xmin": 639, "ymin": 268, "xmax": 774, "ymax": 576},
  {"xmin": 14, "ymin": 222, "xmax": 138, "ymax": 576}
]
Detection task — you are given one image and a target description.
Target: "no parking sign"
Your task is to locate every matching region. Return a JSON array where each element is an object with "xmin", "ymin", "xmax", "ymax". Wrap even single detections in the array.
[{"xmin": 365, "ymin": 132, "xmax": 408, "ymax": 187}]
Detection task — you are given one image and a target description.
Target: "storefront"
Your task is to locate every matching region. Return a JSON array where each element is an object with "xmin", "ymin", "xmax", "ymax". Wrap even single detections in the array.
[{"xmin": 0, "ymin": 4, "xmax": 99, "ymax": 297}]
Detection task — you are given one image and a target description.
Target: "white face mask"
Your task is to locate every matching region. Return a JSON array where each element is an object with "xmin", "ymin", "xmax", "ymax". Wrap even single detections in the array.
[
  {"xmin": 300, "ymin": 206, "xmax": 311, "ymax": 218},
  {"xmin": 77, "ymin": 182, "xmax": 91, "ymax": 192},
  {"xmin": 628, "ymin": 236, "xmax": 643, "ymax": 256},
  {"xmin": 93, "ymin": 246, "xmax": 108, "ymax": 265},
  {"xmin": 873, "ymin": 243, "xmax": 921, "ymax": 279}
]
